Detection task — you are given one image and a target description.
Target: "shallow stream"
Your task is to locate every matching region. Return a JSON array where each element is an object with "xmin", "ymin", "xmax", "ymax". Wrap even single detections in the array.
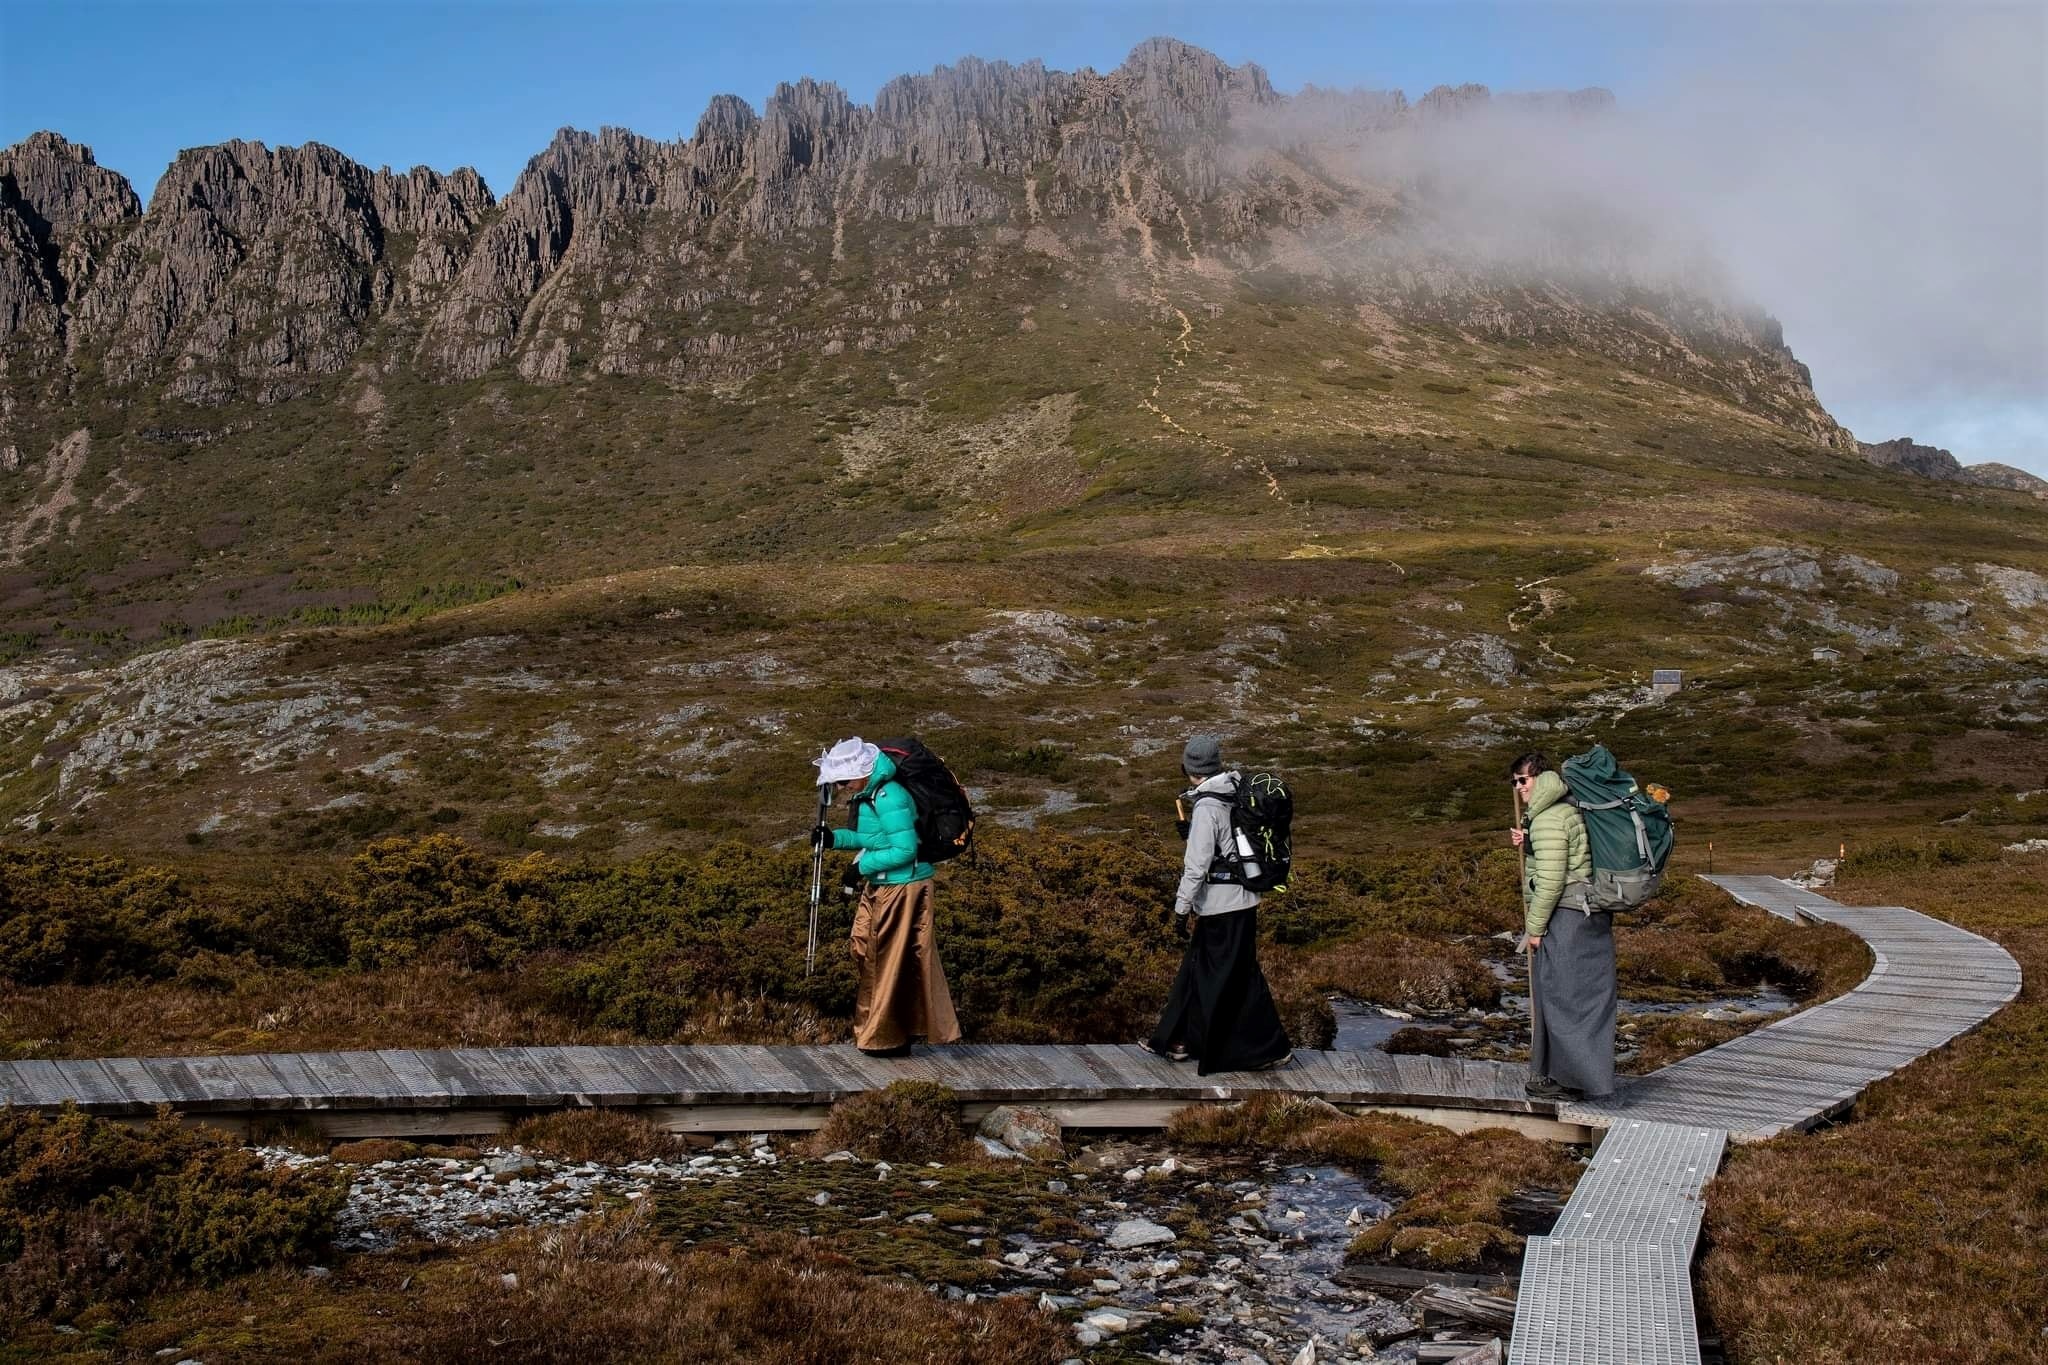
[{"xmin": 1331, "ymin": 959, "xmax": 1798, "ymax": 1062}]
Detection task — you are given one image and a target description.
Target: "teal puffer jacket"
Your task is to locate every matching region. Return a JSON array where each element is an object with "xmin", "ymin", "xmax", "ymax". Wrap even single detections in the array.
[{"xmin": 830, "ymin": 753, "xmax": 934, "ymax": 885}]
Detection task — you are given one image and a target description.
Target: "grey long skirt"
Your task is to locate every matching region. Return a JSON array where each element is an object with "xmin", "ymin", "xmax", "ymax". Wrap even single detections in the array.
[{"xmin": 1530, "ymin": 895, "xmax": 1618, "ymax": 1098}]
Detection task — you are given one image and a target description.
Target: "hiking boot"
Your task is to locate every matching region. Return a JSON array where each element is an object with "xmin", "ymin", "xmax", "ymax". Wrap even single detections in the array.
[
  {"xmin": 1139, "ymin": 1040, "xmax": 1192, "ymax": 1063},
  {"xmin": 859, "ymin": 1043, "xmax": 914, "ymax": 1058},
  {"xmin": 1251, "ymin": 1051, "xmax": 1294, "ymax": 1071},
  {"xmin": 1524, "ymin": 1076, "xmax": 1578, "ymax": 1100}
]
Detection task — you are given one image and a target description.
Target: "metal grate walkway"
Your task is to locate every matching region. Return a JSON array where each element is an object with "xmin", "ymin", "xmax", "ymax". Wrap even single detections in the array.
[{"xmin": 1511, "ymin": 875, "xmax": 2021, "ymax": 1365}]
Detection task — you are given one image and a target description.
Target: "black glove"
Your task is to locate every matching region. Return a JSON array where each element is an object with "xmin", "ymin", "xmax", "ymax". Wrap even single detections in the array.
[
  {"xmin": 841, "ymin": 864, "xmax": 864, "ymax": 898},
  {"xmin": 1174, "ymin": 818, "xmax": 1190, "ymax": 839},
  {"xmin": 810, "ymin": 823, "xmax": 831, "ymax": 851}
]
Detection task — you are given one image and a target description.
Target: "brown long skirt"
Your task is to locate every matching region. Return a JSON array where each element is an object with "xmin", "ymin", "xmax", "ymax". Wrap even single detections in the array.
[{"xmin": 849, "ymin": 879, "xmax": 961, "ymax": 1050}]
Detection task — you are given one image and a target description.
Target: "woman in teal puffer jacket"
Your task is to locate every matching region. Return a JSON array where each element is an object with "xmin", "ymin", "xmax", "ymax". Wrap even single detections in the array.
[{"xmin": 814, "ymin": 738, "xmax": 961, "ymax": 1057}]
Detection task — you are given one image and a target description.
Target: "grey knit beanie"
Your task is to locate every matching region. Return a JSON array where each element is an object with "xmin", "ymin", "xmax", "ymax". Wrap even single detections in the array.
[{"xmin": 1181, "ymin": 734, "xmax": 1224, "ymax": 777}]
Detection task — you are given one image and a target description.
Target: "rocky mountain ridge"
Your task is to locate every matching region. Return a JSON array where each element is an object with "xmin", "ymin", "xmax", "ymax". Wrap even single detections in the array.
[
  {"xmin": 3, "ymin": 38, "xmax": 1841, "ymax": 439},
  {"xmin": 1859, "ymin": 436, "xmax": 2047, "ymax": 497}
]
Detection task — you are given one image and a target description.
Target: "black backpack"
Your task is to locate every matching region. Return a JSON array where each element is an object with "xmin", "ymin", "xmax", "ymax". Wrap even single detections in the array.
[
  {"xmin": 1197, "ymin": 770, "xmax": 1294, "ymax": 894},
  {"xmin": 864, "ymin": 737, "xmax": 977, "ymax": 865}
]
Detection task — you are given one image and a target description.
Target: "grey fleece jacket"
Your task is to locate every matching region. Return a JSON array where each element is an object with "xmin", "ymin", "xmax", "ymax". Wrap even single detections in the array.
[{"xmin": 1175, "ymin": 771, "xmax": 1262, "ymax": 918}]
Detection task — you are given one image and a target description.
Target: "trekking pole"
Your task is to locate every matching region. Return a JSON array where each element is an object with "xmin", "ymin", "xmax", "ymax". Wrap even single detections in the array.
[
  {"xmin": 806, "ymin": 781, "xmax": 830, "ymax": 977},
  {"xmin": 1514, "ymin": 782, "xmax": 1542, "ymax": 1063}
]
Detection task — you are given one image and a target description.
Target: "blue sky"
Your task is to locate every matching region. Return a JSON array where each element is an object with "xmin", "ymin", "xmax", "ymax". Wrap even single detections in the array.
[
  {"xmin": 3, "ymin": 1, "xmax": 2043, "ymax": 475},
  {"xmin": 3, "ymin": 1, "xmax": 1698, "ymax": 199}
]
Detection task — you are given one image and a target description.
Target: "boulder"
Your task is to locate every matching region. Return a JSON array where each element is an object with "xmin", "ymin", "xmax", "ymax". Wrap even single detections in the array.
[{"xmin": 976, "ymin": 1104, "xmax": 1065, "ymax": 1158}]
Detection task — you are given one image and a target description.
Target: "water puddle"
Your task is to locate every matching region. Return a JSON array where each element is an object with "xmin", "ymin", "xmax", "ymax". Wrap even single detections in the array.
[{"xmin": 1332, "ymin": 971, "xmax": 1799, "ymax": 1062}]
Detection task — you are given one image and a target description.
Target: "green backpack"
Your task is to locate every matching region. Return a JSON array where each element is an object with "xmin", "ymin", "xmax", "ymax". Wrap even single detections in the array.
[{"xmin": 1559, "ymin": 745, "xmax": 1674, "ymax": 911}]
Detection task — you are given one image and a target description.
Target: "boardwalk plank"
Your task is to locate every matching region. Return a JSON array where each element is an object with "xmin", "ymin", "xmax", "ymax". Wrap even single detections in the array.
[
  {"xmin": 480, "ymin": 1048, "xmax": 570, "ymax": 1106},
  {"xmin": 261, "ymin": 1051, "xmax": 341, "ymax": 1109},
  {"xmin": 92, "ymin": 1055, "xmax": 178, "ymax": 1109},
  {"xmin": 436, "ymin": 1050, "xmax": 527, "ymax": 1106},
  {"xmin": 548, "ymin": 1055, "xmax": 643, "ymax": 1105},
  {"xmin": 48, "ymin": 1060, "xmax": 129, "ymax": 1111},
  {"xmin": 598, "ymin": 1047, "xmax": 684, "ymax": 1096},
  {"xmin": 376, "ymin": 1050, "xmax": 455, "ymax": 1106},
  {"xmin": 219, "ymin": 1054, "xmax": 296, "ymax": 1106}
]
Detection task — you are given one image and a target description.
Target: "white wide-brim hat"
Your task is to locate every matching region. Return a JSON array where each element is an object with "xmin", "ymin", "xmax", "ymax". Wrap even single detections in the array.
[{"xmin": 814, "ymin": 737, "xmax": 879, "ymax": 784}]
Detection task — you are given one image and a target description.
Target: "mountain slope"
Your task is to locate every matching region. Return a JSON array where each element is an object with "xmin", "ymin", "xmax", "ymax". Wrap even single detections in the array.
[
  {"xmin": 0, "ymin": 40, "xmax": 1875, "ymax": 634},
  {"xmin": 0, "ymin": 40, "xmax": 2042, "ymax": 859}
]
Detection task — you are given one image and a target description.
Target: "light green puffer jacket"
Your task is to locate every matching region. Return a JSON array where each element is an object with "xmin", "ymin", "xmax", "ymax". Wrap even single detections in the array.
[
  {"xmin": 830, "ymin": 752, "xmax": 934, "ymax": 886},
  {"xmin": 1522, "ymin": 770, "xmax": 1592, "ymax": 936}
]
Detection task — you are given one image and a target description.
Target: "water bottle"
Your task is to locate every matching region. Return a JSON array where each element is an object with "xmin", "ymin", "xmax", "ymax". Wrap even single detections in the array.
[{"xmin": 1234, "ymin": 828, "xmax": 1263, "ymax": 883}]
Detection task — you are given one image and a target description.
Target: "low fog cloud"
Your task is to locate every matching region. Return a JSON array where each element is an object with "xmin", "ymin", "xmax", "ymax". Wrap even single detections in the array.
[{"xmin": 1261, "ymin": 7, "xmax": 2048, "ymax": 472}]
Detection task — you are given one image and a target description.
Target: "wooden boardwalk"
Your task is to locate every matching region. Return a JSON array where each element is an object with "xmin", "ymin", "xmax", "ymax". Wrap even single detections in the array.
[
  {"xmin": 0, "ymin": 874, "xmax": 2021, "ymax": 1365},
  {"xmin": 1509, "ymin": 875, "xmax": 2022, "ymax": 1365},
  {"xmin": 0, "ymin": 1042, "xmax": 1560, "ymax": 1135},
  {"xmin": 1562, "ymin": 875, "xmax": 2023, "ymax": 1141}
]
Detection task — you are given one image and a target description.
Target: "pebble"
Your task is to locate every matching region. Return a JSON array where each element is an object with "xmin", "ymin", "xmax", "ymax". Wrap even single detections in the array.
[
  {"xmin": 1106, "ymin": 1218, "xmax": 1177, "ymax": 1250},
  {"xmin": 266, "ymin": 1137, "xmax": 1404, "ymax": 1365}
]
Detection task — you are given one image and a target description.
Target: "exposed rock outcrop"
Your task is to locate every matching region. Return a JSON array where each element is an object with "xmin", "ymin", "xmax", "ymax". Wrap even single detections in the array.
[
  {"xmin": 61, "ymin": 139, "xmax": 492, "ymax": 401},
  {"xmin": 1861, "ymin": 437, "xmax": 2048, "ymax": 496},
  {"xmin": 3, "ymin": 39, "xmax": 1844, "ymax": 445},
  {"xmin": 0, "ymin": 133, "xmax": 142, "ymax": 358}
]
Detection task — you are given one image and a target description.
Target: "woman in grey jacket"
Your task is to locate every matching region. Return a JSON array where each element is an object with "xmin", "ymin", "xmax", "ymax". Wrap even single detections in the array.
[{"xmin": 1143, "ymin": 735, "xmax": 1292, "ymax": 1074}]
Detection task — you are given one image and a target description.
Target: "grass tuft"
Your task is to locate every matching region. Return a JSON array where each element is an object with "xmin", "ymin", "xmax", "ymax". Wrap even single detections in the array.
[
  {"xmin": 505, "ymin": 1109, "xmax": 684, "ymax": 1164},
  {"xmin": 810, "ymin": 1080, "xmax": 969, "ymax": 1164}
]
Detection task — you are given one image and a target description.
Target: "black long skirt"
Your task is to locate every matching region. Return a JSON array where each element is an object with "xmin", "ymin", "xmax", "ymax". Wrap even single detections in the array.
[{"xmin": 1149, "ymin": 908, "xmax": 1291, "ymax": 1075}]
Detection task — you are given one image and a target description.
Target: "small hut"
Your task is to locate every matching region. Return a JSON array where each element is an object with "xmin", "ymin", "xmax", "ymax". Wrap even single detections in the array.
[{"xmin": 1651, "ymin": 669, "xmax": 1684, "ymax": 698}]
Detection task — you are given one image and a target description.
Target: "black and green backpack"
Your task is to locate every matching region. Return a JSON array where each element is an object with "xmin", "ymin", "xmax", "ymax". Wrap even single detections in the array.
[
  {"xmin": 1199, "ymin": 770, "xmax": 1294, "ymax": 894},
  {"xmin": 1559, "ymin": 745, "xmax": 1674, "ymax": 911}
]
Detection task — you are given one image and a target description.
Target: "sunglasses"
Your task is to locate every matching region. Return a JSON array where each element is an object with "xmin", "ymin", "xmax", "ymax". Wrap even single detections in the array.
[{"xmin": 1511, "ymin": 774, "xmax": 1535, "ymax": 786}]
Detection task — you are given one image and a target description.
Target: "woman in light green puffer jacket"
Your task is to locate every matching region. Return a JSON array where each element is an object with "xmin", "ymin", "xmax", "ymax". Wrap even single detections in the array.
[{"xmin": 1509, "ymin": 753, "xmax": 1614, "ymax": 1100}]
